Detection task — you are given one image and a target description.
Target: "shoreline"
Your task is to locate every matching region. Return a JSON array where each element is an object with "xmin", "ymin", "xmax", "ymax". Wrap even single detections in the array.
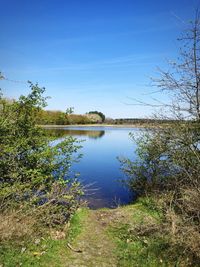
[{"xmin": 39, "ymin": 123, "xmax": 160, "ymax": 129}]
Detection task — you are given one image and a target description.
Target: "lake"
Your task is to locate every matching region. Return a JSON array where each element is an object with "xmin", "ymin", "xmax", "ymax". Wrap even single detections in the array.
[{"xmin": 46, "ymin": 126, "xmax": 140, "ymax": 209}]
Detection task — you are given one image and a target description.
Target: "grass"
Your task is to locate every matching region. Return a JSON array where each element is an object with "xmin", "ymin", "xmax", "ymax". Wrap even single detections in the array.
[
  {"xmin": 0, "ymin": 201, "xmax": 191, "ymax": 267},
  {"xmin": 0, "ymin": 208, "xmax": 88, "ymax": 267},
  {"xmin": 108, "ymin": 199, "xmax": 189, "ymax": 267},
  {"xmin": 67, "ymin": 207, "xmax": 89, "ymax": 242},
  {"xmin": 1, "ymin": 238, "xmax": 66, "ymax": 267},
  {"xmin": 110, "ymin": 224, "xmax": 172, "ymax": 267}
]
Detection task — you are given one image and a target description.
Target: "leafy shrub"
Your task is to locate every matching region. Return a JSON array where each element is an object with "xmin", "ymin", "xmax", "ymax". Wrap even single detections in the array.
[
  {"xmin": 120, "ymin": 122, "xmax": 200, "ymax": 264},
  {"xmin": 0, "ymin": 82, "xmax": 83, "ymax": 227}
]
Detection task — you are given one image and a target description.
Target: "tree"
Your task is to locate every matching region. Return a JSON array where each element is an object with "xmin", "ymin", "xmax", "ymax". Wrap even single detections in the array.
[
  {"xmin": 88, "ymin": 111, "xmax": 105, "ymax": 122},
  {"xmin": 128, "ymin": 11, "xmax": 200, "ymax": 122},
  {"xmin": 66, "ymin": 107, "xmax": 74, "ymax": 115},
  {"xmin": 152, "ymin": 10, "xmax": 200, "ymax": 120},
  {"xmin": 120, "ymin": 12, "xmax": 200, "ymax": 264}
]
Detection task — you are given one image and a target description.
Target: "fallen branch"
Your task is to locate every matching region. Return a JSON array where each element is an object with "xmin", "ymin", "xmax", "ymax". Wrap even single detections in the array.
[{"xmin": 67, "ymin": 242, "xmax": 83, "ymax": 253}]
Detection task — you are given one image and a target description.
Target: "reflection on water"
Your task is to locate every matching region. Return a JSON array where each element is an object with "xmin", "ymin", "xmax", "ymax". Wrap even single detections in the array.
[
  {"xmin": 46, "ymin": 128, "xmax": 105, "ymax": 139},
  {"xmin": 45, "ymin": 126, "xmax": 139, "ymax": 209}
]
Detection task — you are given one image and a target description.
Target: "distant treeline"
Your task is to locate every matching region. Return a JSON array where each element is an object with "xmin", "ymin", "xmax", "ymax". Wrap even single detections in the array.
[
  {"xmin": 36, "ymin": 110, "xmax": 91, "ymax": 125},
  {"xmin": 114, "ymin": 118, "xmax": 182, "ymax": 125},
  {"xmin": 36, "ymin": 109, "xmax": 106, "ymax": 125},
  {"xmin": 36, "ymin": 112, "xmax": 185, "ymax": 126},
  {"xmin": 3, "ymin": 98, "xmax": 188, "ymax": 126}
]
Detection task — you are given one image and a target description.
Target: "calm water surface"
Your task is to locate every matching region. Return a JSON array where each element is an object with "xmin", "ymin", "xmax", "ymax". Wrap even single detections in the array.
[{"xmin": 46, "ymin": 126, "xmax": 140, "ymax": 209}]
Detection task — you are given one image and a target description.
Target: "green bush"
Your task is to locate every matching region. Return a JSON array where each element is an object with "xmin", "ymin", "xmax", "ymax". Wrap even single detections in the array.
[
  {"xmin": 0, "ymin": 82, "xmax": 83, "ymax": 226},
  {"xmin": 120, "ymin": 122, "xmax": 200, "ymax": 264}
]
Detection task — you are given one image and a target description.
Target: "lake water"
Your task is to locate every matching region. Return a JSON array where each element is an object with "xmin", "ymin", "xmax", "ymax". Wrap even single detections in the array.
[{"xmin": 46, "ymin": 126, "xmax": 140, "ymax": 209}]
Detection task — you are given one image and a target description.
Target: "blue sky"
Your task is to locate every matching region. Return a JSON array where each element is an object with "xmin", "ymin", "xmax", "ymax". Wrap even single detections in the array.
[{"xmin": 0, "ymin": 0, "xmax": 198, "ymax": 118}]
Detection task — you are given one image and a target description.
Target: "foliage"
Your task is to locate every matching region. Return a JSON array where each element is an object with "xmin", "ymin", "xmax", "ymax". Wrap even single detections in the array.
[
  {"xmin": 120, "ymin": 11, "xmax": 200, "ymax": 265},
  {"xmin": 65, "ymin": 107, "xmax": 74, "ymax": 115},
  {"xmin": 0, "ymin": 82, "xmax": 83, "ymax": 227},
  {"xmin": 67, "ymin": 114, "xmax": 91, "ymax": 124},
  {"xmin": 19, "ymin": 105, "xmax": 105, "ymax": 126},
  {"xmin": 88, "ymin": 110, "xmax": 105, "ymax": 122},
  {"xmin": 36, "ymin": 109, "xmax": 91, "ymax": 125}
]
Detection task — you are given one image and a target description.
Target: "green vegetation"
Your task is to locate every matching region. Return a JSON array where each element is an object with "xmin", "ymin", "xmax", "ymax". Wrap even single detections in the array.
[
  {"xmin": 1, "ymin": 235, "xmax": 67, "ymax": 267},
  {"xmin": 119, "ymin": 13, "xmax": 200, "ymax": 266},
  {"xmin": 34, "ymin": 108, "xmax": 106, "ymax": 125},
  {"xmin": 67, "ymin": 208, "xmax": 89, "ymax": 243},
  {"xmin": 37, "ymin": 109, "xmax": 92, "ymax": 125},
  {"xmin": 0, "ymin": 82, "xmax": 84, "ymax": 265},
  {"xmin": 0, "ymin": 83, "xmax": 83, "ymax": 224},
  {"xmin": 114, "ymin": 118, "xmax": 181, "ymax": 126},
  {"xmin": 0, "ymin": 208, "xmax": 88, "ymax": 267},
  {"xmin": 108, "ymin": 200, "xmax": 188, "ymax": 267},
  {"xmin": 87, "ymin": 111, "xmax": 106, "ymax": 122},
  {"xmin": 1, "ymin": 200, "xmax": 192, "ymax": 266}
]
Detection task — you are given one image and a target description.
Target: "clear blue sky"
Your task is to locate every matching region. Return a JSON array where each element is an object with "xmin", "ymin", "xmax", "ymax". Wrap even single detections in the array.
[{"xmin": 0, "ymin": 0, "xmax": 198, "ymax": 118}]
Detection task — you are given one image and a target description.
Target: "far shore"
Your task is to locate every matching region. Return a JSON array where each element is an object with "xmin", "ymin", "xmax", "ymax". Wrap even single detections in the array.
[{"xmin": 39, "ymin": 123, "xmax": 162, "ymax": 129}]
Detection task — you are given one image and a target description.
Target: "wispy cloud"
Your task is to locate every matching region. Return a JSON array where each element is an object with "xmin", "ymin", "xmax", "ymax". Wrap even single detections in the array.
[
  {"xmin": 7, "ymin": 52, "xmax": 165, "ymax": 75},
  {"xmin": 49, "ymin": 24, "xmax": 175, "ymax": 46}
]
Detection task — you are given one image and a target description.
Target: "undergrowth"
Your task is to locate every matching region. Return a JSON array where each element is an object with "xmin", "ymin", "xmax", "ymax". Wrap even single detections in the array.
[
  {"xmin": 109, "ymin": 201, "xmax": 193, "ymax": 267},
  {"xmin": 0, "ymin": 208, "xmax": 88, "ymax": 267}
]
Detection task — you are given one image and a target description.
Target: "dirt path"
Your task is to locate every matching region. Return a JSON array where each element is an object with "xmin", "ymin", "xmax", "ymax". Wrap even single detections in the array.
[{"xmin": 65, "ymin": 210, "xmax": 118, "ymax": 267}]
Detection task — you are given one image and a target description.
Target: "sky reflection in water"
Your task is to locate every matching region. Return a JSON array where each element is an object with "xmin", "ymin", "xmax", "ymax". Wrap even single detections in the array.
[{"xmin": 46, "ymin": 127, "xmax": 140, "ymax": 209}]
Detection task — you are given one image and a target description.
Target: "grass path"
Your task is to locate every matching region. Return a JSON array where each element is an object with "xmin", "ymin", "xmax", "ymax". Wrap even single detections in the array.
[
  {"xmin": 64, "ymin": 203, "xmax": 160, "ymax": 267},
  {"xmin": 65, "ymin": 209, "xmax": 117, "ymax": 267},
  {"xmin": 50, "ymin": 203, "xmax": 167, "ymax": 267}
]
